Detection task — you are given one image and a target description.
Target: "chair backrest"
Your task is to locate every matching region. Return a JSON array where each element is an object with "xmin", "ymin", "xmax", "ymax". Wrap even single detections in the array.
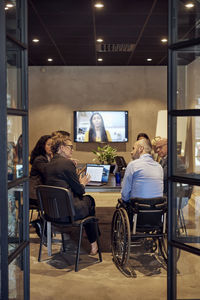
[
  {"xmin": 115, "ymin": 156, "xmax": 127, "ymax": 171},
  {"xmin": 130, "ymin": 197, "xmax": 167, "ymax": 229},
  {"xmin": 36, "ymin": 185, "xmax": 75, "ymax": 223},
  {"xmin": 177, "ymin": 183, "xmax": 193, "ymax": 198}
]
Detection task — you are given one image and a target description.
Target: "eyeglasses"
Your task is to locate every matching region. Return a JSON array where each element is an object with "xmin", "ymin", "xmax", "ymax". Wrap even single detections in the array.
[
  {"xmin": 156, "ymin": 143, "xmax": 167, "ymax": 150},
  {"xmin": 65, "ymin": 144, "xmax": 73, "ymax": 150}
]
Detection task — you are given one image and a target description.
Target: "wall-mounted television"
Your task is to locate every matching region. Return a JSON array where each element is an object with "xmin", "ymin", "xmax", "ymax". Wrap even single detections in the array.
[{"xmin": 74, "ymin": 111, "xmax": 128, "ymax": 143}]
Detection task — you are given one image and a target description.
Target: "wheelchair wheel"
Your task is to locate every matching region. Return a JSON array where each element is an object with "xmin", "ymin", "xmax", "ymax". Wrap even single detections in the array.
[
  {"xmin": 158, "ymin": 235, "xmax": 168, "ymax": 263},
  {"xmin": 158, "ymin": 233, "xmax": 181, "ymax": 263},
  {"xmin": 111, "ymin": 207, "xmax": 131, "ymax": 269}
]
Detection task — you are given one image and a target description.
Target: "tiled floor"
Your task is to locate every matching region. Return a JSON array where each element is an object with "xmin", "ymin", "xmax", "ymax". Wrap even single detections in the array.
[{"xmin": 30, "ymin": 192, "xmax": 200, "ymax": 300}]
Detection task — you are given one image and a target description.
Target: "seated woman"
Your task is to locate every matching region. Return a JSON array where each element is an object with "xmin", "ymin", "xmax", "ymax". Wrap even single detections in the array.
[
  {"xmin": 29, "ymin": 135, "xmax": 52, "ymax": 206},
  {"xmin": 14, "ymin": 134, "xmax": 23, "ymax": 164},
  {"xmin": 44, "ymin": 135, "xmax": 99, "ymax": 255},
  {"xmin": 84, "ymin": 112, "xmax": 111, "ymax": 142}
]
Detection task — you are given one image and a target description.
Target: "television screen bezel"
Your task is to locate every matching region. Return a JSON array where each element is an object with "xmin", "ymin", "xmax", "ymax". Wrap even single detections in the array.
[{"xmin": 73, "ymin": 110, "xmax": 128, "ymax": 143}]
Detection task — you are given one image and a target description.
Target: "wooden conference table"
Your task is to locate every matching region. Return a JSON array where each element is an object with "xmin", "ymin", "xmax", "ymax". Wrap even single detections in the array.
[{"xmin": 85, "ymin": 173, "xmax": 122, "ymax": 193}]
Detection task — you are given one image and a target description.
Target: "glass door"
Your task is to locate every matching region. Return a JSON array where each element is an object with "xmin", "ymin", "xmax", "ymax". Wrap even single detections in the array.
[
  {"xmin": 168, "ymin": 1, "xmax": 200, "ymax": 299},
  {"xmin": 0, "ymin": 0, "xmax": 29, "ymax": 299}
]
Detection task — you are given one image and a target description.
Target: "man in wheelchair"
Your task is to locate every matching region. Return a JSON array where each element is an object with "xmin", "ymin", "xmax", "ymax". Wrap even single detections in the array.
[
  {"xmin": 111, "ymin": 138, "xmax": 167, "ymax": 277},
  {"xmin": 121, "ymin": 138, "xmax": 163, "ymax": 202}
]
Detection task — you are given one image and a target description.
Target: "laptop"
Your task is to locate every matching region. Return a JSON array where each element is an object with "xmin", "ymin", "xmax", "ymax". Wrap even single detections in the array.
[{"xmin": 86, "ymin": 164, "xmax": 111, "ymax": 186}]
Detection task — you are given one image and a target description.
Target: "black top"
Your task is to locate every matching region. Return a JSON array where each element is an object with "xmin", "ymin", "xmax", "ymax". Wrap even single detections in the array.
[
  {"xmin": 161, "ymin": 155, "xmax": 186, "ymax": 194},
  {"xmin": 30, "ymin": 155, "xmax": 48, "ymax": 178},
  {"xmin": 44, "ymin": 154, "xmax": 85, "ymax": 197},
  {"xmin": 29, "ymin": 155, "xmax": 49, "ymax": 200}
]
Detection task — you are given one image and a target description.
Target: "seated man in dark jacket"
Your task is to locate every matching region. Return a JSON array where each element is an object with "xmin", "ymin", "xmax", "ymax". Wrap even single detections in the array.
[{"xmin": 155, "ymin": 138, "xmax": 186, "ymax": 195}]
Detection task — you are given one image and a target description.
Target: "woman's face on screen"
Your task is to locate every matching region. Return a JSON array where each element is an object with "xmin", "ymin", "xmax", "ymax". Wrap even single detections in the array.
[{"xmin": 92, "ymin": 114, "xmax": 102, "ymax": 129}]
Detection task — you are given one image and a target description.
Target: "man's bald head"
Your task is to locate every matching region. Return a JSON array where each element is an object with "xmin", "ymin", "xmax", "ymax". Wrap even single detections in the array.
[{"xmin": 131, "ymin": 138, "xmax": 152, "ymax": 160}]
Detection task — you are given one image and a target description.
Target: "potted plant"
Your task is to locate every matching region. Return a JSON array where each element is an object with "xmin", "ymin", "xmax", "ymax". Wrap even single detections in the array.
[{"xmin": 92, "ymin": 145, "xmax": 117, "ymax": 171}]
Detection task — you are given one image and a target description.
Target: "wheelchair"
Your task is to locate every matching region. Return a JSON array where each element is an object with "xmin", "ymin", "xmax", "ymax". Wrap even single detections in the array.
[{"xmin": 111, "ymin": 197, "xmax": 168, "ymax": 277}]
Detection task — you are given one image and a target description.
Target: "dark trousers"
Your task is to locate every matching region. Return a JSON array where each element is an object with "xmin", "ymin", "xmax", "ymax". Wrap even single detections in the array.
[{"xmin": 74, "ymin": 194, "xmax": 100, "ymax": 244}]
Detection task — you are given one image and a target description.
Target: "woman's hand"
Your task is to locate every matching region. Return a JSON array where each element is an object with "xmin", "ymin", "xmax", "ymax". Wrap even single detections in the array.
[{"xmin": 79, "ymin": 174, "xmax": 91, "ymax": 186}]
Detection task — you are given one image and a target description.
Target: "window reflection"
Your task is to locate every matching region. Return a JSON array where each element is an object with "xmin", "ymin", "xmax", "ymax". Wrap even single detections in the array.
[
  {"xmin": 7, "ymin": 116, "xmax": 23, "ymax": 181},
  {"xmin": 8, "ymin": 186, "xmax": 23, "ymax": 256},
  {"xmin": 5, "ymin": 0, "xmax": 18, "ymax": 40},
  {"xmin": 175, "ymin": 116, "xmax": 200, "ymax": 177},
  {"xmin": 178, "ymin": 0, "xmax": 200, "ymax": 42},
  {"xmin": 176, "ymin": 47, "xmax": 200, "ymax": 110},
  {"xmin": 9, "ymin": 254, "xmax": 24, "ymax": 299},
  {"xmin": 173, "ymin": 183, "xmax": 200, "ymax": 247},
  {"xmin": 7, "ymin": 47, "xmax": 22, "ymax": 109}
]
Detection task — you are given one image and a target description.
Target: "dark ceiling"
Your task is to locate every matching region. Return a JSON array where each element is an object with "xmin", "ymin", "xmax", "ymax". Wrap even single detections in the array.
[
  {"xmin": 28, "ymin": 0, "xmax": 200, "ymax": 66},
  {"xmin": 28, "ymin": 0, "xmax": 169, "ymax": 66}
]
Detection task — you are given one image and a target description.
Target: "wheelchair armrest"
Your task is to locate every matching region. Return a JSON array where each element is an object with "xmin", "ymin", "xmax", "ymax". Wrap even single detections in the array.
[{"xmin": 116, "ymin": 198, "xmax": 130, "ymax": 209}]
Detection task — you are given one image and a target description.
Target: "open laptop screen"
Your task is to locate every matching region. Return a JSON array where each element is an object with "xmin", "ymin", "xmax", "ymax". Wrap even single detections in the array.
[
  {"xmin": 86, "ymin": 164, "xmax": 110, "ymax": 183},
  {"xmin": 86, "ymin": 165, "xmax": 104, "ymax": 182}
]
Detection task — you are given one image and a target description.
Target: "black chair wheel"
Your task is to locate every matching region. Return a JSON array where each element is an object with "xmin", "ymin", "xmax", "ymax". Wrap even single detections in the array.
[{"xmin": 111, "ymin": 207, "xmax": 131, "ymax": 268}]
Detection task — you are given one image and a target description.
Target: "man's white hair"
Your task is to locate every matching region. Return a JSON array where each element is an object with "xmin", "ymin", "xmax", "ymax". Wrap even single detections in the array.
[{"xmin": 136, "ymin": 138, "xmax": 152, "ymax": 154}]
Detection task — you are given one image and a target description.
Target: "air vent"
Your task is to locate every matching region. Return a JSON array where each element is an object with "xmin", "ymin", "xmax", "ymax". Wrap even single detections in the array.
[{"xmin": 96, "ymin": 43, "xmax": 135, "ymax": 52}]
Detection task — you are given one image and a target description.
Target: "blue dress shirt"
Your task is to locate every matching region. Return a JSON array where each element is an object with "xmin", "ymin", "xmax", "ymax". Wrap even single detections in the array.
[{"xmin": 121, "ymin": 154, "xmax": 163, "ymax": 202}]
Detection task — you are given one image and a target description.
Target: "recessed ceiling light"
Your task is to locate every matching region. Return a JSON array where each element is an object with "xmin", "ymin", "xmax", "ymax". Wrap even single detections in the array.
[
  {"xmin": 185, "ymin": 3, "xmax": 194, "ymax": 8},
  {"xmin": 147, "ymin": 58, "xmax": 152, "ymax": 62},
  {"xmin": 98, "ymin": 58, "xmax": 103, "ymax": 62},
  {"xmin": 161, "ymin": 38, "xmax": 168, "ymax": 43},
  {"xmin": 97, "ymin": 38, "xmax": 103, "ymax": 43},
  {"xmin": 5, "ymin": 7, "xmax": 9, "ymax": 10},
  {"xmin": 6, "ymin": 3, "xmax": 14, "ymax": 8},
  {"xmin": 32, "ymin": 38, "xmax": 39, "ymax": 43},
  {"xmin": 94, "ymin": 3, "xmax": 104, "ymax": 8},
  {"xmin": 47, "ymin": 58, "xmax": 53, "ymax": 62}
]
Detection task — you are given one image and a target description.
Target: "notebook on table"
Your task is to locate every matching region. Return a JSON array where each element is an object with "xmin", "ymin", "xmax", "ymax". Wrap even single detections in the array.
[{"xmin": 86, "ymin": 164, "xmax": 111, "ymax": 186}]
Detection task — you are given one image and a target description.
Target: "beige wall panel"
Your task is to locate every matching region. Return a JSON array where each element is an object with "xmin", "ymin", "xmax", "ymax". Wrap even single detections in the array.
[{"xmin": 29, "ymin": 66, "xmax": 167, "ymax": 163}]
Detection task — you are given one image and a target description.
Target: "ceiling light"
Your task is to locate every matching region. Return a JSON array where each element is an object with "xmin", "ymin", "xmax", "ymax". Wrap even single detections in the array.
[
  {"xmin": 6, "ymin": 3, "xmax": 14, "ymax": 8},
  {"xmin": 97, "ymin": 38, "xmax": 103, "ymax": 43},
  {"xmin": 94, "ymin": 3, "xmax": 104, "ymax": 8},
  {"xmin": 47, "ymin": 58, "xmax": 53, "ymax": 62},
  {"xmin": 5, "ymin": 7, "xmax": 9, "ymax": 10},
  {"xmin": 147, "ymin": 58, "xmax": 152, "ymax": 62},
  {"xmin": 185, "ymin": 3, "xmax": 194, "ymax": 8},
  {"xmin": 98, "ymin": 58, "xmax": 103, "ymax": 62},
  {"xmin": 161, "ymin": 38, "xmax": 168, "ymax": 43},
  {"xmin": 32, "ymin": 38, "xmax": 39, "ymax": 43}
]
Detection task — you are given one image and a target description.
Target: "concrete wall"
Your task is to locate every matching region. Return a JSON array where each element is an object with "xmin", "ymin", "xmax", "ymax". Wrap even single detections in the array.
[{"xmin": 29, "ymin": 66, "xmax": 167, "ymax": 163}]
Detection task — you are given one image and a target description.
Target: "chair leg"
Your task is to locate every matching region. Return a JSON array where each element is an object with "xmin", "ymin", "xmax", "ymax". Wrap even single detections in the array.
[
  {"xmin": 95, "ymin": 221, "xmax": 102, "ymax": 262},
  {"xmin": 75, "ymin": 224, "xmax": 83, "ymax": 272},
  {"xmin": 61, "ymin": 233, "xmax": 66, "ymax": 252},
  {"xmin": 38, "ymin": 220, "xmax": 46, "ymax": 262},
  {"xmin": 180, "ymin": 208, "xmax": 187, "ymax": 236},
  {"xmin": 47, "ymin": 221, "xmax": 52, "ymax": 256}
]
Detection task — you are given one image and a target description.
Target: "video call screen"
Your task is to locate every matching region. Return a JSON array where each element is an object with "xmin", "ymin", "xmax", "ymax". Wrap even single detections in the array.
[{"xmin": 74, "ymin": 111, "xmax": 128, "ymax": 143}]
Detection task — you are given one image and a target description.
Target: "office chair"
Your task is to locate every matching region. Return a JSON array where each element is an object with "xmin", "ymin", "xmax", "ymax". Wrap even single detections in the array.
[{"xmin": 36, "ymin": 185, "xmax": 102, "ymax": 272}]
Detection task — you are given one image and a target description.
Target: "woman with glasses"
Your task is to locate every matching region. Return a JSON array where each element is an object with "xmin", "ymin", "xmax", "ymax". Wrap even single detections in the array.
[{"xmin": 44, "ymin": 135, "xmax": 99, "ymax": 255}]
